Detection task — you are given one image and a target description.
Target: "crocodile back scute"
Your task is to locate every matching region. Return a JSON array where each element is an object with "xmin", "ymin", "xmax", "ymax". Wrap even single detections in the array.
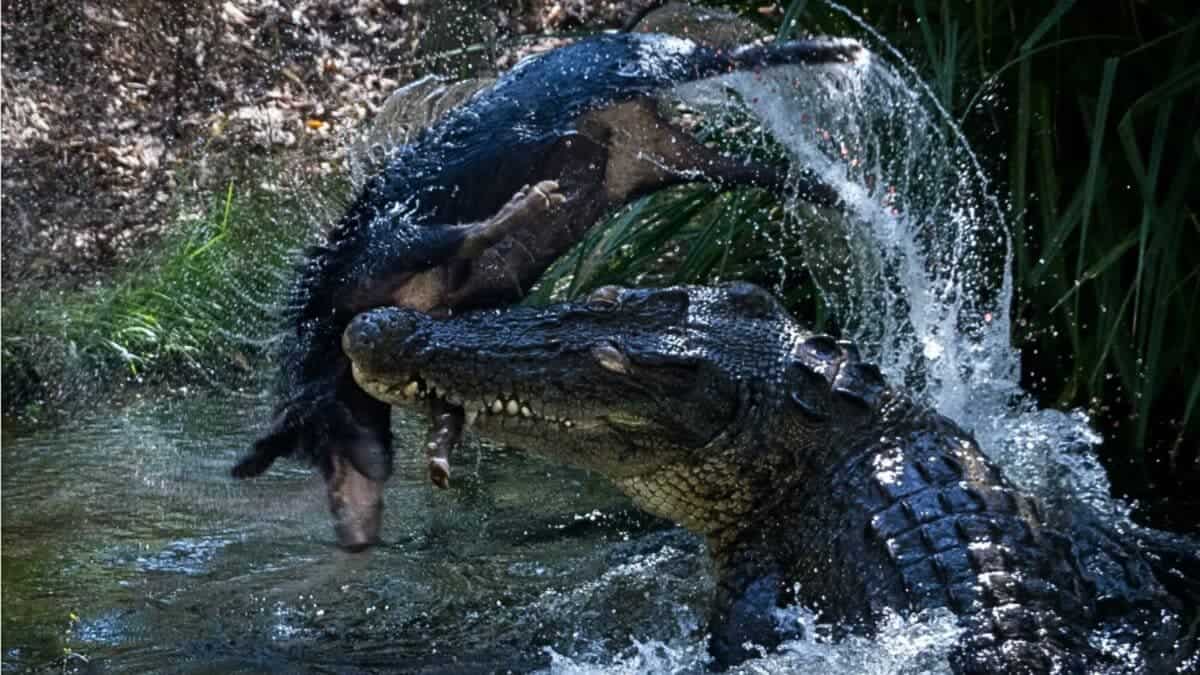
[{"xmin": 843, "ymin": 414, "xmax": 1103, "ymax": 672}]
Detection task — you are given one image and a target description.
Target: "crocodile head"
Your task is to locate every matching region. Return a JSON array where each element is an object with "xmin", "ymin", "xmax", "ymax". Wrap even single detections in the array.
[
  {"xmin": 343, "ymin": 283, "xmax": 886, "ymax": 534},
  {"xmin": 343, "ymin": 285, "xmax": 1193, "ymax": 673}
]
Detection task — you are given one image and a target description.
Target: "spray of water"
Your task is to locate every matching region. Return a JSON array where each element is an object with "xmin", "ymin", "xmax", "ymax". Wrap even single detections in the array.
[
  {"xmin": 542, "ymin": 606, "xmax": 964, "ymax": 675},
  {"xmin": 546, "ymin": 8, "xmax": 1178, "ymax": 673},
  {"xmin": 683, "ymin": 52, "xmax": 1009, "ymax": 418},
  {"xmin": 673, "ymin": 20, "xmax": 1129, "ymax": 526}
]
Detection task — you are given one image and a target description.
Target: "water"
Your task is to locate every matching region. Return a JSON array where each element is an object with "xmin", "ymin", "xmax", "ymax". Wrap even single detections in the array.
[
  {"xmin": 2, "ymin": 395, "xmax": 707, "ymax": 673},
  {"xmin": 1, "ymin": 397, "xmax": 966, "ymax": 674},
  {"xmin": 5, "ymin": 15, "xmax": 1196, "ymax": 675},
  {"xmin": 664, "ymin": 4, "xmax": 1160, "ymax": 535}
]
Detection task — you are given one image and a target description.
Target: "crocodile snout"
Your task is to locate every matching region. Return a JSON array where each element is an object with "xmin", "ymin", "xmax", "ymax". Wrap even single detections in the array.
[{"xmin": 343, "ymin": 308, "xmax": 424, "ymax": 366}]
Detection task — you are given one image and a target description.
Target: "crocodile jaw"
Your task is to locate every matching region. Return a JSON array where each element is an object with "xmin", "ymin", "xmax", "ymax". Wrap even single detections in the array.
[{"xmin": 353, "ymin": 364, "xmax": 619, "ymax": 433}]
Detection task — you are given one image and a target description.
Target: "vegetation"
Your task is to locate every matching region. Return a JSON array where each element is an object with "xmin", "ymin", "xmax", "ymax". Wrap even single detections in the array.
[
  {"xmin": 543, "ymin": 0, "xmax": 1198, "ymax": 523},
  {"xmin": 802, "ymin": 0, "xmax": 1199, "ymax": 521},
  {"xmin": 2, "ymin": 0, "xmax": 1194, "ymax": 524},
  {"xmin": 1, "ymin": 171, "xmax": 343, "ymax": 417}
]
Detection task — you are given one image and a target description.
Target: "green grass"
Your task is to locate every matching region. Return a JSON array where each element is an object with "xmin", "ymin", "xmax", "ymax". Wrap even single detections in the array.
[{"xmin": 1, "ymin": 171, "xmax": 340, "ymax": 417}]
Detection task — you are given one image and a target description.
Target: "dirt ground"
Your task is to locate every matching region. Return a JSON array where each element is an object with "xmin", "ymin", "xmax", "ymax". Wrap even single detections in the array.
[{"xmin": 0, "ymin": 0, "xmax": 657, "ymax": 290}]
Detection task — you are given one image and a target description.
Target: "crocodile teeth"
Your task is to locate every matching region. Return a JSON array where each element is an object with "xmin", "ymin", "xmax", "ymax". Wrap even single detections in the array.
[{"xmin": 395, "ymin": 375, "xmax": 587, "ymax": 431}]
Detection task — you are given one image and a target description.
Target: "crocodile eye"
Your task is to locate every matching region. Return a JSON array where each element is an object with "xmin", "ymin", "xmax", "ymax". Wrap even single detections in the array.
[
  {"xmin": 586, "ymin": 285, "xmax": 623, "ymax": 311},
  {"xmin": 789, "ymin": 362, "xmax": 831, "ymax": 421}
]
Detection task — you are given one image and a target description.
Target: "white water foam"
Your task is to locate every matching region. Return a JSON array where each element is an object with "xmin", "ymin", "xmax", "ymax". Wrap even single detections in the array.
[{"xmin": 541, "ymin": 607, "xmax": 963, "ymax": 675}]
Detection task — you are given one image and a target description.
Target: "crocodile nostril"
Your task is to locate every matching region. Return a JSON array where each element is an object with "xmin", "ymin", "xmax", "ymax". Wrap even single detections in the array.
[{"xmin": 592, "ymin": 342, "xmax": 631, "ymax": 375}]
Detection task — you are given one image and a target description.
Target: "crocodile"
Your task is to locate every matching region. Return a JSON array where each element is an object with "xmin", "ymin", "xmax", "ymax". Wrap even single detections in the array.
[
  {"xmin": 229, "ymin": 34, "xmax": 864, "ymax": 550},
  {"xmin": 342, "ymin": 283, "xmax": 1194, "ymax": 673}
]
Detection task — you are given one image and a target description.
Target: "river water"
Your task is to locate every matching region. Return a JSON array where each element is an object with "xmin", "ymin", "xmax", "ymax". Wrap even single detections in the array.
[
  {"xmin": 2, "ymin": 394, "xmax": 966, "ymax": 674},
  {"xmin": 2, "ymin": 395, "xmax": 697, "ymax": 673}
]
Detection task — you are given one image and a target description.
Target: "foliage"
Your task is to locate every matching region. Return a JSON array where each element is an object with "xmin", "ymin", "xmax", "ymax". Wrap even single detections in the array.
[
  {"xmin": 1, "ymin": 172, "xmax": 338, "ymax": 416},
  {"xmin": 533, "ymin": 184, "xmax": 821, "ymax": 304},
  {"xmin": 804, "ymin": 0, "xmax": 1198, "ymax": 510},
  {"xmin": 540, "ymin": 0, "xmax": 1199, "ymax": 514}
]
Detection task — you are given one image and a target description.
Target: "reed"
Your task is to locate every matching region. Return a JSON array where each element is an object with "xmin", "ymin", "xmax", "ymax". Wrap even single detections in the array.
[
  {"xmin": 830, "ymin": 1, "xmax": 1197, "ymax": 504},
  {"xmin": 542, "ymin": 0, "xmax": 1199, "ymax": 509}
]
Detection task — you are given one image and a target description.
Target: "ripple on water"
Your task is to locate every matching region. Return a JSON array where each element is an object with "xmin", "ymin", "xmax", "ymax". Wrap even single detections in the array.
[
  {"xmin": 2, "ymin": 394, "xmax": 721, "ymax": 672},
  {"xmin": 134, "ymin": 537, "xmax": 236, "ymax": 576}
]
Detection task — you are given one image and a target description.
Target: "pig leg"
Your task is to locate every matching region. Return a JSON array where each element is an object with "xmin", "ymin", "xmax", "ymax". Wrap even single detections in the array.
[{"xmin": 424, "ymin": 397, "xmax": 464, "ymax": 489}]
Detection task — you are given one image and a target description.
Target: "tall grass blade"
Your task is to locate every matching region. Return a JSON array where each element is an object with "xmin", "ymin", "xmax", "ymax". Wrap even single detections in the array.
[
  {"xmin": 1072, "ymin": 58, "xmax": 1118, "ymax": 331},
  {"xmin": 777, "ymin": 0, "xmax": 810, "ymax": 42},
  {"xmin": 1020, "ymin": 0, "xmax": 1078, "ymax": 52}
]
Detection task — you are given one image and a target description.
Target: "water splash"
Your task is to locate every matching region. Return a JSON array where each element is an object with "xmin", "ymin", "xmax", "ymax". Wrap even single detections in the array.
[
  {"xmin": 683, "ymin": 50, "xmax": 1012, "ymax": 425},
  {"xmin": 537, "ymin": 5, "xmax": 1199, "ymax": 671},
  {"xmin": 542, "ymin": 607, "xmax": 964, "ymax": 675},
  {"xmin": 673, "ymin": 10, "xmax": 1127, "ymax": 525}
]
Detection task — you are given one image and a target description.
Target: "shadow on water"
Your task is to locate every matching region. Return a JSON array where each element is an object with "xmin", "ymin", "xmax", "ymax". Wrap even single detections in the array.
[{"xmin": 1, "ymin": 394, "xmax": 706, "ymax": 674}]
